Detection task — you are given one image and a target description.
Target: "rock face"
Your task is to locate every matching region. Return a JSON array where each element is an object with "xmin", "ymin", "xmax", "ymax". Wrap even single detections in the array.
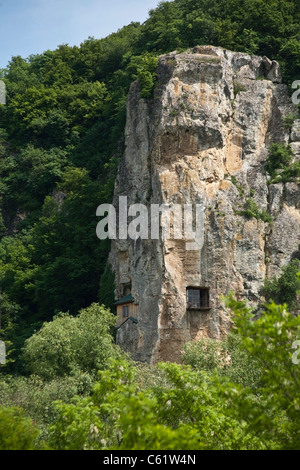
[{"xmin": 109, "ymin": 46, "xmax": 300, "ymax": 363}]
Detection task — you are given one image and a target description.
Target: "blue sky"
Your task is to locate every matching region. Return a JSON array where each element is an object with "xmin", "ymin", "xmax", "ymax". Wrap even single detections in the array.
[{"xmin": 0, "ymin": 0, "xmax": 164, "ymax": 69}]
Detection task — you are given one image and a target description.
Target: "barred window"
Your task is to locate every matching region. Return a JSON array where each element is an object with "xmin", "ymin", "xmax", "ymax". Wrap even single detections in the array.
[{"xmin": 187, "ymin": 288, "xmax": 210, "ymax": 309}]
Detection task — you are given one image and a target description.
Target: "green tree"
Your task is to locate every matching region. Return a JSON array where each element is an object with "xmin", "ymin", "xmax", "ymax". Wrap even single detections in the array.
[
  {"xmin": 224, "ymin": 292, "xmax": 300, "ymax": 449},
  {"xmin": 126, "ymin": 54, "xmax": 159, "ymax": 98},
  {"xmin": 23, "ymin": 303, "xmax": 120, "ymax": 381},
  {"xmin": 48, "ymin": 358, "xmax": 264, "ymax": 450},
  {"xmin": 0, "ymin": 407, "xmax": 38, "ymax": 450},
  {"xmin": 31, "ymin": 167, "xmax": 110, "ymax": 316},
  {"xmin": 2, "ymin": 145, "xmax": 68, "ymax": 214},
  {"xmin": 183, "ymin": 332, "xmax": 263, "ymax": 390}
]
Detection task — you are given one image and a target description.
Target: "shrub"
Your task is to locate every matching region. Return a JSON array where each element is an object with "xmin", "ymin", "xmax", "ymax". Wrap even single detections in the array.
[
  {"xmin": 282, "ymin": 112, "xmax": 298, "ymax": 130},
  {"xmin": 183, "ymin": 333, "xmax": 263, "ymax": 390},
  {"xmin": 0, "ymin": 407, "xmax": 38, "ymax": 450},
  {"xmin": 233, "ymin": 81, "xmax": 247, "ymax": 97},
  {"xmin": 265, "ymin": 142, "xmax": 300, "ymax": 183},
  {"xmin": 236, "ymin": 198, "xmax": 272, "ymax": 223},
  {"xmin": 265, "ymin": 143, "xmax": 295, "ymax": 181},
  {"xmin": 0, "ymin": 371, "xmax": 94, "ymax": 444},
  {"xmin": 22, "ymin": 303, "xmax": 121, "ymax": 380},
  {"xmin": 183, "ymin": 337, "xmax": 224, "ymax": 371},
  {"xmin": 273, "ymin": 161, "xmax": 300, "ymax": 184},
  {"xmin": 48, "ymin": 359, "xmax": 264, "ymax": 450},
  {"xmin": 224, "ymin": 294, "xmax": 300, "ymax": 449},
  {"xmin": 0, "ymin": 372, "xmax": 94, "ymax": 422},
  {"xmin": 263, "ymin": 259, "xmax": 300, "ymax": 310}
]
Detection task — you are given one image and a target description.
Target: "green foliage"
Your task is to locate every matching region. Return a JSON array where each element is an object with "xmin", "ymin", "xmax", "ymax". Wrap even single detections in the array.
[
  {"xmin": 31, "ymin": 167, "xmax": 110, "ymax": 317},
  {"xmin": 183, "ymin": 336, "xmax": 224, "ymax": 371},
  {"xmin": 0, "ymin": 372, "xmax": 94, "ymax": 444},
  {"xmin": 0, "ymin": 167, "xmax": 112, "ymax": 322},
  {"xmin": 0, "ymin": 25, "xmax": 140, "ymax": 359},
  {"xmin": 2, "ymin": 145, "xmax": 68, "ymax": 213},
  {"xmin": 6, "ymin": 79, "xmax": 107, "ymax": 145},
  {"xmin": 282, "ymin": 112, "xmax": 299, "ymax": 130},
  {"xmin": 137, "ymin": 0, "xmax": 300, "ymax": 84},
  {"xmin": 279, "ymin": 35, "xmax": 300, "ymax": 85},
  {"xmin": 278, "ymin": 160, "xmax": 300, "ymax": 183},
  {"xmin": 0, "ymin": 406, "xmax": 38, "ymax": 450},
  {"xmin": 149, "ymin": 362, "xmax": 263, "ymax": 450},
  {"xmin": 0, "ymin": 0, "xmax": 299, "ymax": 450},
  {"xmin": 233, "ymin": 81, "xmax": 248, "ymax": 97},
  {"xmin": 0, "ymin": 232, "xmax": 37, "ymax": 307},
  {"xmin": 266, "ymin": 143, "xmax": 294, "ymax": 174},
  {"xmin": 48, "ymin": 359, "xmax": 264, "ymax": 450},
  {"xmin": 231, "ymin": 175, "xmax": 245, "ymax": 197},
  {"xmin": 98, "ymin": 265, "xmax": 115, "ymax": 312},
  {"xmin": 0, "ymin": 0, "xmax": 299, "ymax": 364},
  {"xmin": 224, "ymin": 293, "xmax": 300, "ymax": 449},
  {"xmin": 127, "ymin": 54, "xmax": 159, "ymax": 99},
  {"xmin": 183, "ymin": 332, "xmax": 263, "ymax": 390},
  {"xmin": 2, "ymin": 267, "xmax": 300, "ymax": 450},
  {"xmin": 263, "ymin": 259, "xmax": 300, "ymax": 309},
  {"xmin": 236, "ymin": 197, "xmax": 273, "ymax": 223},
  {"xmin": 266, "ymin": 143, "xmax": 300, "ymax": 183},
  {"xmin": 221, "ymin": 333, "xmax": 263, "ymax": 389},
  {"xmin": 22, "ymin": 303, "xmax": 120, "ymax": 380},
  {"xmin": 0, "ymin": 291, "xmax": 20, "ymax": 336}
]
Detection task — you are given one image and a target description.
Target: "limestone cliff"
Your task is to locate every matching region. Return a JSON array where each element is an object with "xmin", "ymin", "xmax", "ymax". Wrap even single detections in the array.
[{"xmin": 109, "ymin": 46, "xmax": 300, "ymax": 363}]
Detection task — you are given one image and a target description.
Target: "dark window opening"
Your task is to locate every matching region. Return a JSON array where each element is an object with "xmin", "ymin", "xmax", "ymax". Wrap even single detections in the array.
[
  {"xmin": 122, "ymin": 283, "xmax": 132, "ymax": 297},
  {"xmin": 123, "ymin": 306, "xmax": 129, "ymax": 318},
  {"xmin": 187, "ymin": 288, "xmax": 210, "ymax": 309}
]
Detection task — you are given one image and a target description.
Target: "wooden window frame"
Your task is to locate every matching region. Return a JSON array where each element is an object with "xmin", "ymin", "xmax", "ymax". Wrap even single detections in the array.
[{"xmin": 122, "ymin": 305, "xmax": 130, "ymax": 318}]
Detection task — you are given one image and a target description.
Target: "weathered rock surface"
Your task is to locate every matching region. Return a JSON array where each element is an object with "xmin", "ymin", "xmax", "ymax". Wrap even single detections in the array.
[{"xmin": 109, "ymin": 46, "xmax": 300, "ymax": 363}]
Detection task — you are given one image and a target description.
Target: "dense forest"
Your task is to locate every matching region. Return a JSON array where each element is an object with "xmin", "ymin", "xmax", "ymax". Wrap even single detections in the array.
[{"xmin": 0, "ymin": 0, "xmax": 300, "ymax": 450}]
